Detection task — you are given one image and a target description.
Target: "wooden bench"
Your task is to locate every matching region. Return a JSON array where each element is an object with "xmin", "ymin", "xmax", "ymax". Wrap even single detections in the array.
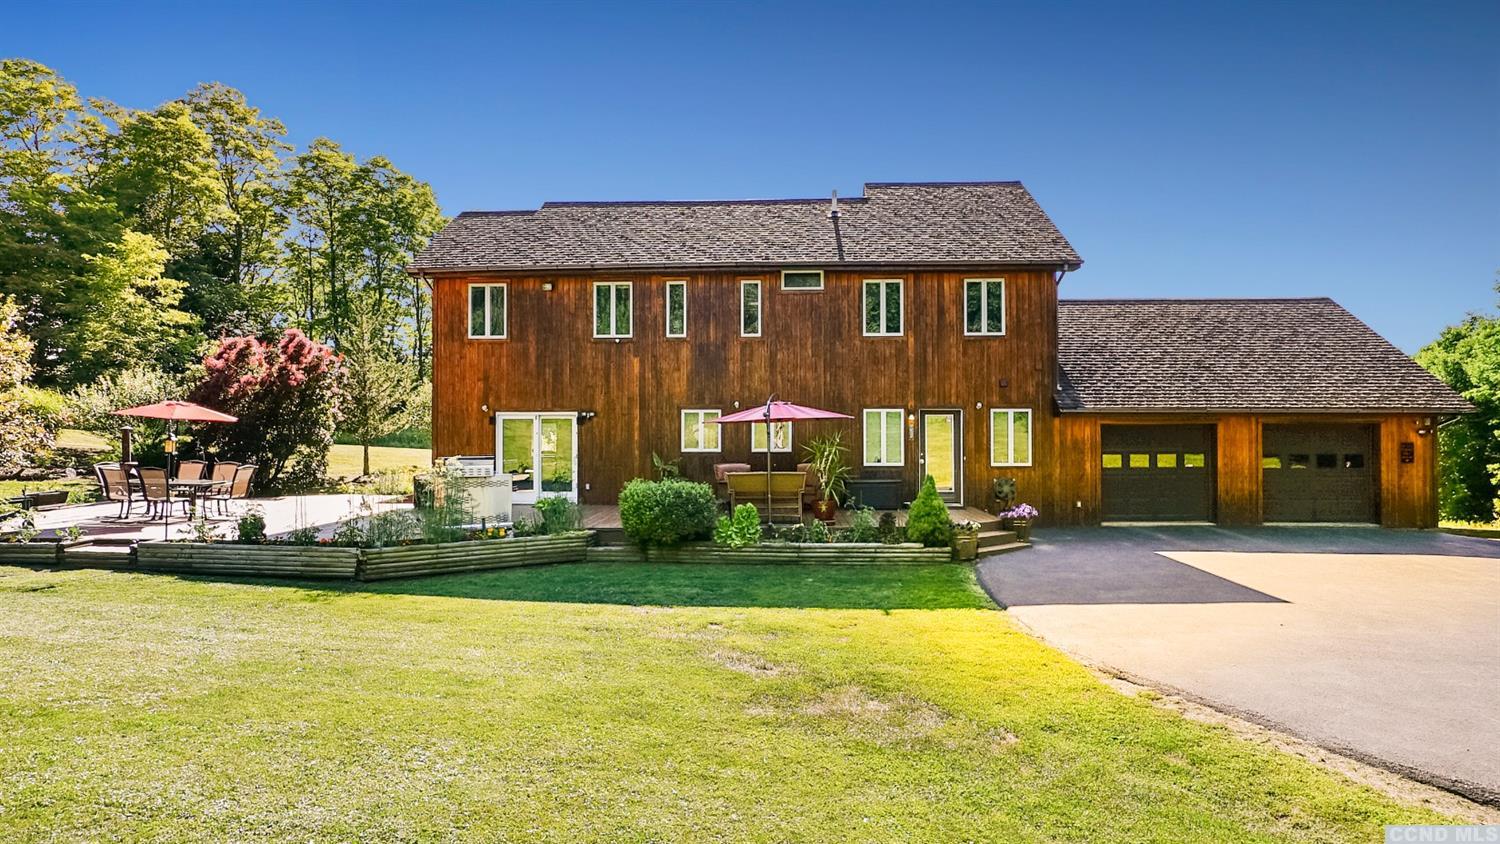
[{"xmin": 726, "ymin": 471, "xmax": 807, "ymax": 523}]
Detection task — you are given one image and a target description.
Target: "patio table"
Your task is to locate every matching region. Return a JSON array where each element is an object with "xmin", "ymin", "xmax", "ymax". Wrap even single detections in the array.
[{"xmin": 169, "ymin": 479, "xmax": 229, "ymax": 518}]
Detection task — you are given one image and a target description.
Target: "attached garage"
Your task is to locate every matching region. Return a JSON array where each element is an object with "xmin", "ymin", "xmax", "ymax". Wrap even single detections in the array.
[
  {"xmin": 1262, "ymin": 424, "xmax": 1377, "ymax": 523},
  {"xmin": 1101, "ymin": 425, "xmax": 1215, "ymax": 521}
]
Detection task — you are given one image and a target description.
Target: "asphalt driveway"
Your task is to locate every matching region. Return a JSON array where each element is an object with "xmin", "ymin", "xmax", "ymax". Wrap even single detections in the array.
[{"xmin": 977, "ymin": 527, "xmax": 1500, "ymax": 804}]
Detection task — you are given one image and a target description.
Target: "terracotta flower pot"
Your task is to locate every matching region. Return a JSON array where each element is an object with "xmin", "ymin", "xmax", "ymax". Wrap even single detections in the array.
[{"xmin": 812, "ymin": 498, "xmax": 838, "ymax": 523}]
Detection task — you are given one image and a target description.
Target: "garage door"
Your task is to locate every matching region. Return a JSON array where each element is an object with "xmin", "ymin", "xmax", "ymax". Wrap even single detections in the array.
[
  {"xmin": 1262, "ymin": 424, "xmax": 1376, "ymax": 522},
  {"xmin": 1101, "ymin": 425, "xmax": 1215, "ymax": 521}
]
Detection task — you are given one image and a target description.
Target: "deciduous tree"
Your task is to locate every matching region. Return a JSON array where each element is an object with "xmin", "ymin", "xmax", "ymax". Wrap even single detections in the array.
[
  {"xmin": 188, "ymin": 329, "xmax": 344, "ymax": 491},
  {"xmin": 1417, "ymin": 282, "xmax": 1500, "ymax": 522}
]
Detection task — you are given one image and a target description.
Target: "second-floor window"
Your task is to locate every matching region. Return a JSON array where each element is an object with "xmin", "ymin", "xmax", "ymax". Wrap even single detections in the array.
[
  {"xmin": 863, "ymin": 279, "xmax": 902, "ymax": 336},
  {"xmin": 594, "ymin": 281, "xmax": 632, "ymax": 338},
  {"xmin": 665, "ymin": 280, "xmax": 687, "ymax": 338},
  {"xmin": 964, "ymin": 278, "xmax": 1006, "ymax": 336},
  {"xmin": 468, "ymin": 283, "xmax": 507, "ymax": 339},
  {"xmin": 740, "ymin": 279, "xmax": 762, "ymax": 337},
  {"xmin": 781, "ymin": 269, "xmax": 823, "ymax": 290}
]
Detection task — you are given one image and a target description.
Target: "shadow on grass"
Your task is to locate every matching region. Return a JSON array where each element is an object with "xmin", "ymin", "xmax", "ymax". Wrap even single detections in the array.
[{"xmin": 190, "ymin": 562, "xmax": 999, "ymax": 611}]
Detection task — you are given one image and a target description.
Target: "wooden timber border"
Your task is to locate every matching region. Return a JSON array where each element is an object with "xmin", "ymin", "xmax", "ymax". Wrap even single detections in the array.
[{"xmin": 1, "ymin": 532, "xmax": 961, "ymax": 582}]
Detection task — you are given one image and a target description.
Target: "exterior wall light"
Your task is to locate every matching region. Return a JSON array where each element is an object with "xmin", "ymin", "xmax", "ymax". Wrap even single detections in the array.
[{"xmin": 907, "ymin": 412, "xmax": 916, "ymax": 441}]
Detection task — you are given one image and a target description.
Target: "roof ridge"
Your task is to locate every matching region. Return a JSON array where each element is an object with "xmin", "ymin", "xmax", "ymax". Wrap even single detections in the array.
[
  {"xmin": 865, "ymin": 180, "xmax": 1023, "ymax": 188},
  {"xmin": 1061, "ymin": 297, "xmax": 1336, "ymax": 304},
  {"xmin": 540, "ymin": 197, "xmax": 869, "ymax": 209},
  {"xmin": 457, "ymin": 210, "xmax": 536, "ymax": 217}
]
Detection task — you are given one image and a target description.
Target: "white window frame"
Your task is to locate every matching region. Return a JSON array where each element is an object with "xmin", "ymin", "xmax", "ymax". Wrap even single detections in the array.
[
  {"xmin": 780, "ymin": 269, "xmax": 824, "ymax": 291},
  {"xmin": 964, "ymin": 278, "xmax": 1007, "ymax": 336},
  {"xmin": 466, "ymin": 283, "xmax": 508, "ymax": 339},
  {"xmin": 862, "ymin": 278, "xmax": 903, "ymax": 337},
  {"xmin": 740, "ymin": 279, "xmax": 763, "ymax": 337},
  {"xmin": 665, "ymin": 279, "xmax": 688, "ymax": 338},
  {"xmin": 751, "ymin": 421, "xmax": 792, "ymax": 453},
  {"xmin": 592, "ymin": 281, "xmax": 633, "ymax": 339},
  {"xmin": 862, "ymin": 408, "xmax": 904, "ymax": 467},
  {"xmin": 680, "ymin": 408, "xmax": 721, "ymax": 453},
  {"xmin": 989, "ymin": 408, "xmax": 1032, "ymax": 467}
]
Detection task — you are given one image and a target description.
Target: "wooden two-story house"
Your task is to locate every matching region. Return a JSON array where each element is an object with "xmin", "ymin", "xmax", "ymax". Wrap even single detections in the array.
[{"xmin": 409, "ymin": 181, "xmax": 1468, "ymax": 527}]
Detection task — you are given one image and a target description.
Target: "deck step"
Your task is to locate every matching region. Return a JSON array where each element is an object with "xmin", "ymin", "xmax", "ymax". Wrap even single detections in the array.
[
  {"xmin": 976, "ymin": 529, "xmax": 1018, "ymax": 548},
  {"xmin": 593, "ymin": 527, "xmax": 629, "ymax": 547},
  {"xmin": 976, "ymin": 541, "xmax": 1030, "ymax": 557}
]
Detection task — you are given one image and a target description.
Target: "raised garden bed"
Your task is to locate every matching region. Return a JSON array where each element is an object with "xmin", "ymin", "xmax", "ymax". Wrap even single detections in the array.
[
  {"xmin": 638, "ymin": 542, "xmax": 950, "ymax": 566},
  {"xmin": 135, "ymin": 543, "xmax": 361, "ymax": 580},
  {"xmin": 0, "ymin": 542, "xmax": 63, "ymax": 566},
  {"xmin": 358, "ymin": 532, "xmax": 592, "ymax": 581}
]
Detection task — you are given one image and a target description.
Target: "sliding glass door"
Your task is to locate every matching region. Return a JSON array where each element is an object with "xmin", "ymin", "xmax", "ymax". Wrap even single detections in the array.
[{"xmin": 496, "ymin": 413, "xmax": 577, "ymax": 503}]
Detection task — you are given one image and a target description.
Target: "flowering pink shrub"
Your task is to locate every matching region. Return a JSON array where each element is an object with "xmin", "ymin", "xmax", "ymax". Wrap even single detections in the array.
[{"xmin": 189, "ymin": 329, "xmax": 344, "ymax": 491}]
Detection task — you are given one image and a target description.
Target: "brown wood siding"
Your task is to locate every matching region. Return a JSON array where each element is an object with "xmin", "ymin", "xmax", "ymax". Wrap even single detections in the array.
[{"xmin": 432, "ymin": 268, "xmax": 1061, "ymax": 507}]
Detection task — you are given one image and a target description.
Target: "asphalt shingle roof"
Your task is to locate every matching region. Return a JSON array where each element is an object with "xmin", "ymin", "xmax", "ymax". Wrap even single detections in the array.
[
  {"xmin": 410, "ymin": 182, "xmax": 1081, "ymax": 272},
  {"xmin": 1056, "ymin": 298, "xmax": 1471, "ymax": 414}
]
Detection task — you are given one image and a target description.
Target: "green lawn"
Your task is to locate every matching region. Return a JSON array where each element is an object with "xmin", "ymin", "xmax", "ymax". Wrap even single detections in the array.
[{"xmin": 0, "ymin": 562, "xmax": 1451, "ymax": 841}]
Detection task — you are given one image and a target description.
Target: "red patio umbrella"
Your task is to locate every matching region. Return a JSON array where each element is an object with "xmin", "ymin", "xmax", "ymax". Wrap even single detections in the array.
[
  {"xmin": 711, "ymin": 397, "xmax": 851, "ymax": 523},
  {"xmin": 112, "ymin": 401, "xmax": 239, "ymax": 538}
]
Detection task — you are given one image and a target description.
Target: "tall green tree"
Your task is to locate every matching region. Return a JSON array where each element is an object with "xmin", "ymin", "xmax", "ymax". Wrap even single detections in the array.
[
  {"xmin": 284, "ymin": 138, "xmax": 361, "ymax": 338},
  {"xmin": 350, "ymin": 156, "xmax": 444, "ymax": 374},
  {"xmin": 90, "ymin": 101, "xmax": 222, "ymax": 257},
  {"xmin": 68, "ymin": 230, "xmax": 199, "ymax": 383},
  {"xmin": 181, "ymin": 82, "xmax": 291, "ymax": 335},
  {"xmin": 1416, "ymin": 283, "xmax": 1500, "ymax": 522},
  {"xmin": 338, "ymin": 298, "xmax": 420, "ymax": 476},
  {"xmin": 0, "ymin": 295, "xmax": 53, "ymax": 468},
  {"xmin": 0, "ymin": 59, "xmax": 125, "ymax": 384}
]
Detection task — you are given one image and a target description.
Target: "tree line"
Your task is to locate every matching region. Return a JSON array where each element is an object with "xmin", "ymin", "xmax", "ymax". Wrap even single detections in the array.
[
  {"xmin": 0, "ymin": 58, "xmax": 442, "ymax": 485},
  {"xmin": 0, "ymin": 58, "xmax": 443, "ymax": 386}
]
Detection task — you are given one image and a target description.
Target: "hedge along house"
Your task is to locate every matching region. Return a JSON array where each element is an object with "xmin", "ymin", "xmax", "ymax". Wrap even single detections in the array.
[{"xmin": 409, "ymin": 181, "xmax": 1469, "ymax": 527}]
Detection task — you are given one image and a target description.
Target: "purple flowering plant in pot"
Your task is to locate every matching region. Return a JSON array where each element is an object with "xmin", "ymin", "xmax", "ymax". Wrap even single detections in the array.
[{"xmin": 998, "ymin": 503, "xmax": 1039, "ymax": 541}]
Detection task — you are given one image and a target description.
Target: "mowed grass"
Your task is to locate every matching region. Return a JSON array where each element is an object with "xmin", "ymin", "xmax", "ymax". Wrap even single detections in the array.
[
  {"xmin": 325, "ymin": 442, "xmax": 432, "ymax": 478},
  {"xmin": 0, "ymin": 562, "xmax": 1451, "ymax": 842}
]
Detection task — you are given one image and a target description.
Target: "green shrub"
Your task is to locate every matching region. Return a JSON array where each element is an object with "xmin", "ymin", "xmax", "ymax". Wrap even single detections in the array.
[
  {"xmin": 618, "ymin": 478, "xmax": 718, "ymax": 546},
  {"xmin": 877, "ymin": 511, "xmax": 905, "ymax": 544},
  {"xmin": 534, "ymin": 496, "xmax": 582, "ymax": 534},
  {"xmin": 714, "ymin": 503, "xmax": 763, "ymax": 548},
  {"xmin": 366, "ymin": 510, "xmax": 420, "ymax": 547},
  {"xmin": 236, "ymin": 508, "xmax": 267, "ymax": 544},
  {"xmin": 837, "ymin": 507, "xmax": 881, "ymax": 543},
  {"xmin": 905, "ymin": 476, "xmax": 953, "ymax": 547},
  {"xmin": 775, "ymin": 519, "xmax": 831, "ymax": 543}
]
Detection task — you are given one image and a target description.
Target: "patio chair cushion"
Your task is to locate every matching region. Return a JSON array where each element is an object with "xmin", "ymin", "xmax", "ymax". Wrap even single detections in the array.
[{"xmin": 713, "ymin": 462, "xmax": 752, "ymax": 483}]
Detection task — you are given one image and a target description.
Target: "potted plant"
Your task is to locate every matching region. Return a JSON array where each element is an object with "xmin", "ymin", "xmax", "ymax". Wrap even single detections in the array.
[
  {"xmin": 803, "ymin": 433, "xmax": 851, "ymax": 523},
  {"xmin": 952, "ymin": 520, "xmax": 980, "ymax": 561},
  {"xmin": 998, "ymin": 503, "xmax": 1038, "ymax": 541}
]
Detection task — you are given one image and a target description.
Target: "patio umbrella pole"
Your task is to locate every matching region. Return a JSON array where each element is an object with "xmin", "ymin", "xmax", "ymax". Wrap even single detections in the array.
[
  {"xmin": 164, "ymin": 420, "xmax": 173, "ymax": 541},
  {"xmin": 764, "ymin": 395, "xmax": 774, "ymax": 526}
]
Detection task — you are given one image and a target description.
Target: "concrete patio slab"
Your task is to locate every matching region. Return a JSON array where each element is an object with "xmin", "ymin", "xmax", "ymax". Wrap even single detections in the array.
[{"xmin": 29, "ymin": 494, "xmax": 409, "ymax": 543}]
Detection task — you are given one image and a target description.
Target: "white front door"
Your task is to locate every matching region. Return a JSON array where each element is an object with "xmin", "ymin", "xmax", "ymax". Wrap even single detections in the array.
[{"xmin": 495, "ymin": 413, "xmax": 578, "ymax": 503}]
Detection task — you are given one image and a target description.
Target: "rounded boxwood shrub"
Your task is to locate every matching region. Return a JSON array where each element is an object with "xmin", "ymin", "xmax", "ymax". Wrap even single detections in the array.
[
  {"xmin": 618, "ymin": 478, "xmax": 719, "ymax": 546},
  {"xmin": 904, "ymin": 475, "xmax": 954, "ymax": 547}
]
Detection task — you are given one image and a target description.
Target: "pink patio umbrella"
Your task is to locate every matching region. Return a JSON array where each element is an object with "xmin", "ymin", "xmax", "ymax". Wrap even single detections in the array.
[
  {"xmin": 711, "ymin": 397, "xmax": 852, "ymax": 523},
  {"xmin": 112, "ymin": 401, "xmax": 238, "ymax": 539}
]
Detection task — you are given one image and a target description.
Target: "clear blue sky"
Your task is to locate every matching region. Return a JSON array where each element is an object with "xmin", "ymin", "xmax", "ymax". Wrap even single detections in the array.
[{"xmin": 7, "ymin": 0, "xmax": 1496, "ymax": 351}]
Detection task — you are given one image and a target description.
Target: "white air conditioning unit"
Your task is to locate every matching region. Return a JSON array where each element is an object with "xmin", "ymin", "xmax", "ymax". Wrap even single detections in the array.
[{"xmin": 441, "ymin": 456, "xmax": 512, "ymax": 523}]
